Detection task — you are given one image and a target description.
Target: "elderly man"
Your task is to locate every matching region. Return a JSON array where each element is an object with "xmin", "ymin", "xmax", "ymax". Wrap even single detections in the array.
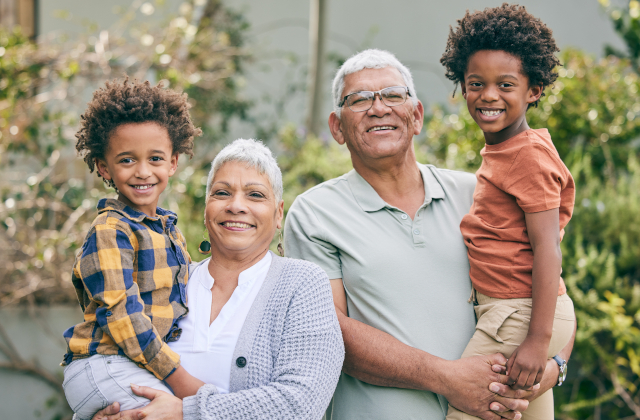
[{"xmin": 284, "ymin": 49, "xmax": 575, "ymax": 420}]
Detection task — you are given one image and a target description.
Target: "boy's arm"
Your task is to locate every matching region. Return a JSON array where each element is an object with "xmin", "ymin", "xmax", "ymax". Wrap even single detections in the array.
[
  {"xmin": 79, "ymin": 224, "xmax": 201, "ymax": 396},
  {"xmin": 505, "ymin": 208, "xmax": 561, "ymax": 389}
]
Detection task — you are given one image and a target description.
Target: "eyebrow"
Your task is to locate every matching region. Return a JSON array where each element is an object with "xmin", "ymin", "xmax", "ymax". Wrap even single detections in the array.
[
  {"xmin": 114, "ymin": 149, "xmax": 167, "ymax": 158},
  {"xmin": 211, "ymin": 181, "xmax": 268, "ymax": 188},
  {"xmin": 467, "ymin": 73, "xmax": 519, "ymax": 81}
]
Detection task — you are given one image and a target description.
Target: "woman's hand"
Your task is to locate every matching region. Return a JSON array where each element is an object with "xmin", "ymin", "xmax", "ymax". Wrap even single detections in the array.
[{"xmin": 91, "ymin": 384, "xmax": 183, "ymax": 420}]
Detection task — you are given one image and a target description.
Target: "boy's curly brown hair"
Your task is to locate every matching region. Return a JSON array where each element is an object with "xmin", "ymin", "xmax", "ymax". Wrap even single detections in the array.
[
  {"xmin": 76, "ymin": 78, "xmax": 202, "ymax": 188},
  {"xmin": 440, "ymin": 3, "xmax": 560, "ymax": 108}
]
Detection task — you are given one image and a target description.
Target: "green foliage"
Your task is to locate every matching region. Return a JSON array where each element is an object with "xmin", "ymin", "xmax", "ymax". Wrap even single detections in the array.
[
  {"xmin": 553, "ymin": 153, "xmax": 640, "ymax": 419},
  {"xmin": 600, "ymin": 0, "xmax": 640, "ymax": 69},
  {"xmin": 277, "ymin": 125, "xmax": 352, "ymax": 215}
]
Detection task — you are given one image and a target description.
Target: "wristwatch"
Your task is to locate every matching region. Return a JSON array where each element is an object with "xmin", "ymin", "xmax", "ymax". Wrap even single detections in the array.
[{"xmin": 552, "ymin": 355, "xmax": 567, "ymax": 387}]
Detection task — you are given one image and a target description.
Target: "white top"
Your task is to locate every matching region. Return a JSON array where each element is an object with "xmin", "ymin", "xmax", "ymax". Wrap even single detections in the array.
[{"xmin": 168, "ymin": 251, "xmax": 272, "ymax": 394}]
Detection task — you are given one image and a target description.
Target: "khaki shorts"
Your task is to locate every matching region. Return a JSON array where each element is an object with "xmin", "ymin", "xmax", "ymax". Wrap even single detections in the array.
[{"xmin": 446, "ymin": 292, "xmax": 575, "ymax": 420}]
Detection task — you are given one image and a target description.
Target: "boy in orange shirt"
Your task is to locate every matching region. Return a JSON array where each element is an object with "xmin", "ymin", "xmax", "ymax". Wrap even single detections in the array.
[{"xmin": 440, "ymin": 5, "xmax": 576, "ymax": 419}]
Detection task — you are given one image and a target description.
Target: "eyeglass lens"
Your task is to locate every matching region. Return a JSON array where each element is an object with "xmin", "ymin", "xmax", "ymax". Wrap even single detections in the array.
[{"xmin": 346, "ymin": 87, "xmax": 408, "ymax": 112}]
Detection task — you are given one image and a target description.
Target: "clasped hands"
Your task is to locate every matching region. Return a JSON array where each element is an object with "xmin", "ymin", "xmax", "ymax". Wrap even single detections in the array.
[{"xmin": 442, "ymin": 352, "xmax": 548, "ymax": 420}]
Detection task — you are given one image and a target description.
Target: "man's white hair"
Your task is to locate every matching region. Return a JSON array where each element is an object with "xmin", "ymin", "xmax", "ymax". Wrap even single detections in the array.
[
  {"xmin": 332, "ymin": 49, "xmax": 418, "ymax": 118},
  {"xmin": 205, "ymin": 138, "xmax": 283, "ymax": 203}
]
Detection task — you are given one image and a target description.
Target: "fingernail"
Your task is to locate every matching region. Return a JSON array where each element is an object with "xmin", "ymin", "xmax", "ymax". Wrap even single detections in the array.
[
  {"xmin": 515, "ymin": 413, "xmax": 522, "ymax": 419},
  {"xmin": 131, "ymin": 383, "xmax": 139, "ymax": 390},
  {"xmin": 490, "ymin": 384, "xmax": 500, "ymax": 392}
]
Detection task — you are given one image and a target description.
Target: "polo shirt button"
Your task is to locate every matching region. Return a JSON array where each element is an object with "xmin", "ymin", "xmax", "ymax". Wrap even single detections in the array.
[
  {"xmin": 401, "ymin": 214, "xmax": 408, "ymax": 220},
  {"xmin": 413, "ymin": 229, "xmax": 420, "ymax": 235},
  {"xmin": 236, "ymin": 357, "xmax": 247, "ymax": 368}
]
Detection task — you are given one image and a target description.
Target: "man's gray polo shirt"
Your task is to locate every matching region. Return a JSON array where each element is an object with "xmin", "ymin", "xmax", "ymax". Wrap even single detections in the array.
[{"xmin": 284, "ymin": 163, "xmax": 477, "ymax": 420}]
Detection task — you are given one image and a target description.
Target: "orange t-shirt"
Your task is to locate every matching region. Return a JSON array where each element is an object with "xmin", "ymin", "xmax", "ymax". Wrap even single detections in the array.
[{"xmin": 460, "ymin": 128, "xmax": 575, "ymax": 299}]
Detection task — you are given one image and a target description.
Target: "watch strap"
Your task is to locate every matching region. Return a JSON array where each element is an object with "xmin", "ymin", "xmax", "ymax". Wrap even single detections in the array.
[{"xmin": 552, "ymin": 355, "xmax": 567, "ymax": 387}]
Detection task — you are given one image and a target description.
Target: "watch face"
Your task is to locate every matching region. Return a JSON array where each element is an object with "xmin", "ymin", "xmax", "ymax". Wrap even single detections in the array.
[{"xmin": 559, "ymin": 363, "xmax": 567, "ymax": 385}]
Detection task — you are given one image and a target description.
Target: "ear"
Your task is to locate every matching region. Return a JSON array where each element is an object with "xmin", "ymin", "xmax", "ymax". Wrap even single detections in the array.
[
  {"xmin": 460, "ymin": 81, "xmax": 467, "ymax": 99},
  {"xmin": 412, "ymin": 100, "xmax": 425, "ymax": 136},
  {"xmin": 528, "ymin": 84, "xmax": 543, "ymax": 104},
  {"xmin": 328, "ymin": 112, "xmax": 345, "ymax": 145},
  {"xmin": 96, "ymin": 158, "xmax": 112, "ymax": 180},
  {"xmin": 275, "ymin": 200, "xmax": 284, "ymax": 229},
  {"xmin": 168, "ymin": 153, "xmax": 179, "ymax": 176}
]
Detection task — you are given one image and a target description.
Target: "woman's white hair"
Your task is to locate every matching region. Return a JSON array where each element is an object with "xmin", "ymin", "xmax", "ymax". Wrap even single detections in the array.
[
  {"xmin": 332, "ymin": 49, "xmax": 418, "ymax": 118},
  {"xmin": 205, "ymin": 138, "xmax": 283, "ymax": 203}
]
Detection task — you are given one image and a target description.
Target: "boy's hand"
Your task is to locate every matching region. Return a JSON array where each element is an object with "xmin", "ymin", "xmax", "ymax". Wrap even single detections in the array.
[{"xmin": 505, "ymin": 337, "xmax": 548, "ymax": 390}]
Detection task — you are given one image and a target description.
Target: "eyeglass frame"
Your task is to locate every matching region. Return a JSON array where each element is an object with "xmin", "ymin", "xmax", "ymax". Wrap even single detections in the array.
[{"xmin": 338, "ymin": 86, "xmax": 412, "ymax": 112}]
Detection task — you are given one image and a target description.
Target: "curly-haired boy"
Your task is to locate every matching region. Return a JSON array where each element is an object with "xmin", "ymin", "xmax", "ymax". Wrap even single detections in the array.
[
  {"xmin": 441, "ymin": 4, "xmax": 576, "ymax": 419},
  {"xmin": 61, "ymin": 78, "xmax": 204, "ymax": 420}
]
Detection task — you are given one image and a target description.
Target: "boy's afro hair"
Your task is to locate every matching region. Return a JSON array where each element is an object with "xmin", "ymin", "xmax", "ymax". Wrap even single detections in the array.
[
  {"xmin": 75, "ymin": 77, "xmax": 202, "ymax": 188},
  {"xmin": 440, "ymin": 3, "xmax": 560, "ymax": 107}
]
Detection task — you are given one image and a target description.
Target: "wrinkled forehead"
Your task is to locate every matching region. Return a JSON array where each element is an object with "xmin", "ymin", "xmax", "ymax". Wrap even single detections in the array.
[{"xmin": 341, "ymin": 66, "xmax": 406, "ymax": 97}]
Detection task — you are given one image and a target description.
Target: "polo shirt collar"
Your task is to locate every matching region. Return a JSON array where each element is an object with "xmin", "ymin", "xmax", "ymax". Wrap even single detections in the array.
[
  {"xmin": 97, "ymin": 198, "xmax": 177, "ymax": 224},
  {"xmin": 347, "ymin": 163, "xmax": 445, "ymax": 213}
]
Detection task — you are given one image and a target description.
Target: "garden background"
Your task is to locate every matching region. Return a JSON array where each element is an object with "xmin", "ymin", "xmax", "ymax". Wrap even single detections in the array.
[{"xmin": 1, "ymin": 0, "xmax": 639, "ymax": 419}]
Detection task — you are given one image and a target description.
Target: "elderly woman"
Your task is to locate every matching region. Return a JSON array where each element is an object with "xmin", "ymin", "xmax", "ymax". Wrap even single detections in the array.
[{"xmin": 94, "ymin": 138, "xmax": 344, "ymax": 420}]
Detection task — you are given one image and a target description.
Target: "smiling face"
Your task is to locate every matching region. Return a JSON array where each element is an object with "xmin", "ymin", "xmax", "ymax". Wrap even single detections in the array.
[
  {"xmin": 96, "ymin": 122, "xmax": 177, "ymax": 216},
  {"xmin": 462, "ymin": 50, "xmax": 542, "ymax": 145},
  {"xmin": 329, "ymin": 67, "xmax": 424, "ymax": 169},
  {"xmin": 205, "ymin": 161, "xmax": 284, "ymax": 261}
]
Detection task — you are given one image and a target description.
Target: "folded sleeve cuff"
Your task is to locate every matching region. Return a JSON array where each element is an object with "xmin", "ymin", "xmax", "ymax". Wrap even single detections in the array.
[
  {"xmin": 182, "ymin": 396, "xmax": 198, "ymax": 420},
  {"xmin": 145, "ymin": 342, "xmax": 181, "ymax": 380}
]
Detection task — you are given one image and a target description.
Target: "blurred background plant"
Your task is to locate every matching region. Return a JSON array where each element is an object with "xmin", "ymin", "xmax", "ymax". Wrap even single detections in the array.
[{"xmin": 1, "ymin": 0, "xmax": 640, "ymax": 419}]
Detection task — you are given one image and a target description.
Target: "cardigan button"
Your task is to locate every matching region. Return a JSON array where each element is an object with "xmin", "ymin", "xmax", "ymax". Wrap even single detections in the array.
[{"xmin": 236, "ymin": 357, "xmax": 247, "ymax": 368}]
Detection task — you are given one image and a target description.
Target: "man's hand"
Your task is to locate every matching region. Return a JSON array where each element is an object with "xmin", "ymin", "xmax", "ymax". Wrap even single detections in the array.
[
  {"xmin": 505, "ymin": 337, "xmax": 548, "ymax": 389},
  {"xmin": 438, "ymin": 354, "xmax": 528, "ymax": 420}
]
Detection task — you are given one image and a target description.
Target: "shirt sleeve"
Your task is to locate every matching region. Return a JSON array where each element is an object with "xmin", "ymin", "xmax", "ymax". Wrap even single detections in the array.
[
  {"xmin": 503, "ymin": 143, "xmax": 568, "ymax": 214},
  {"xmin": 176, "ymin": 226, "xmax": 192, "ymax": 264},
  {"xmin": 76, "ymin": 221, "xmax": 180, "ymax": 380},
  {"xmin": 284, "ymin": 195, "xmax": 343, "ymax": 280}
]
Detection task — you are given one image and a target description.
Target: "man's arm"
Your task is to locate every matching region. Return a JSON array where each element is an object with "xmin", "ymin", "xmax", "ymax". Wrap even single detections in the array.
[{"xmin": 331, "ymin": 279, "xmax": 526, "ymax": 420}]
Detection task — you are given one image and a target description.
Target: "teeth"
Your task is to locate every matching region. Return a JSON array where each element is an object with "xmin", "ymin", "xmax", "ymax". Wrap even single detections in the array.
[
  {"xmin": 480, "ymin": 110, "xmax": 503, "ymax": 116},
  {"xmin": 133, "ymin": 185, "xmax": 153, "ymax": 190},
  {"xmin": 224, "ymin": 222, "xmax": 252, "ymax": 228},
  {"xmin": 368, "ymin": 126, "xmax": 395, "ymax": 132}
]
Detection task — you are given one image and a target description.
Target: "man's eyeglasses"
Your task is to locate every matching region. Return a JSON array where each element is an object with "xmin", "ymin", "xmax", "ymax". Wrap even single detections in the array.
[{"xmin": 338, "ymin": 86, "xmax": 412, "ymax": 112}]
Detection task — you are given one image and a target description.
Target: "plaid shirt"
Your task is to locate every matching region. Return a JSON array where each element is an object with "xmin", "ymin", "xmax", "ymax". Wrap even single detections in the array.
[{"xmin": 62, "ymin": 198, "xmax": 191, "ymax": 380}]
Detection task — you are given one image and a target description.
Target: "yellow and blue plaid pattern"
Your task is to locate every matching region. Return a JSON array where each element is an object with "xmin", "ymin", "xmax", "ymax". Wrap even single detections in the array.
[{"xmin": 62, "ymin": 198, "xmax": 190, "ymax": 380}]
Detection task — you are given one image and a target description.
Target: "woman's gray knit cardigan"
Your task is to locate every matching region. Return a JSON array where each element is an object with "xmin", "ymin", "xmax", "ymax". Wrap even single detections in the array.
[{"xmin": 182, "ymin": 253, "xmax": 344, "ymax": 420}]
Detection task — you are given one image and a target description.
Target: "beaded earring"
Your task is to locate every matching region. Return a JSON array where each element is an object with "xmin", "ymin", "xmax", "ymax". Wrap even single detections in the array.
[{"xmin": 277, "ymin": 229, "xmax": 284, "ymax": 257}]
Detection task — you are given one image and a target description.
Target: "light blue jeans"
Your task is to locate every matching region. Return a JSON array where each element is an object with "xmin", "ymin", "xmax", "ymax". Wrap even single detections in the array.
[{"xmin": 62, "ymin": 355, "xmax": 173, "ymax": 420}]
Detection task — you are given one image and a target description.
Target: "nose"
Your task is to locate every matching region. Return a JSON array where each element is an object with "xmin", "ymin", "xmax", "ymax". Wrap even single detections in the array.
[
  {"xmin": 226, "ymin": 194, "xmax": 248, "ymax": 214},
  {"xmin": 135, "ymin": 162, "xmax": 152, "ymax": 179},
  {"xmin": 367, "ymin": 93, "xmax": 391, "ymax": 117},
  {"xmin": 481, "ymin": 85, "xmax": 499, "ymax": 102}
]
